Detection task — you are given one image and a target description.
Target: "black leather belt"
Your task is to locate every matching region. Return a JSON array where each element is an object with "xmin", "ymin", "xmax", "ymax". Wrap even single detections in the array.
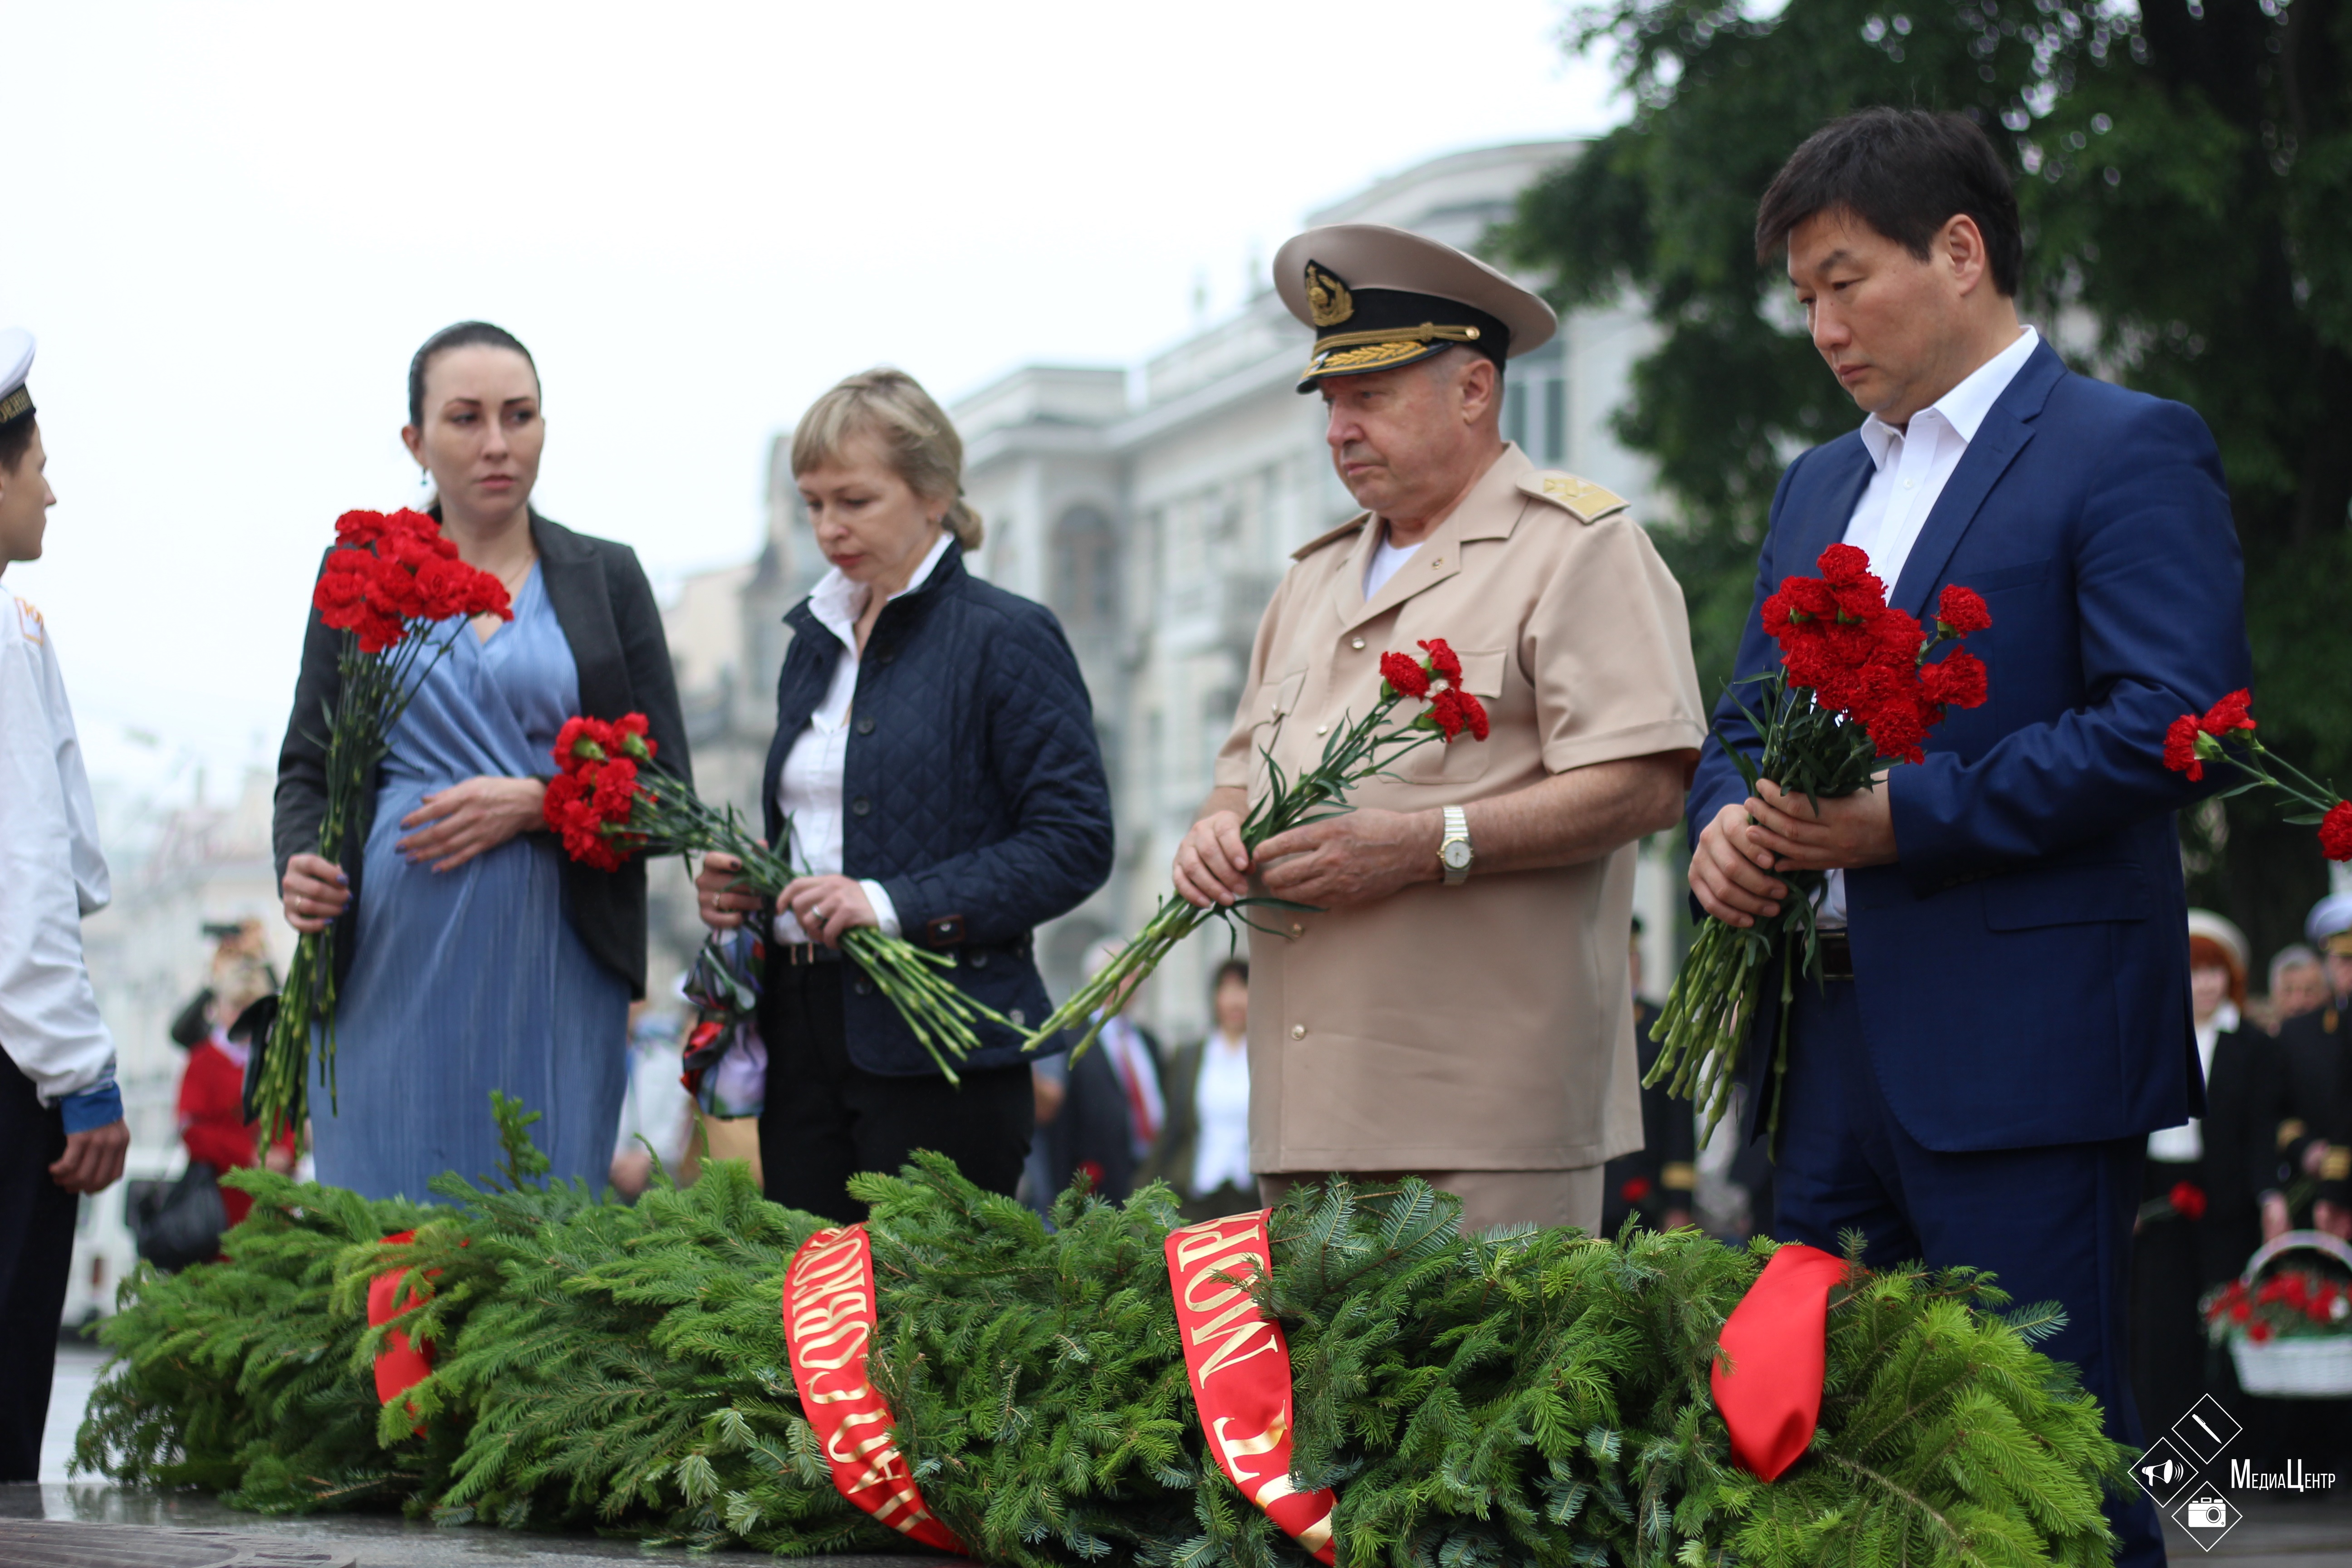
[
  {"xmin": 777, "ymin": 941, "xmax": 843, "ymax": 966},
  {"xmin": 1817, "ymin": 929, "xmax": 1854, "ymax": 981}
]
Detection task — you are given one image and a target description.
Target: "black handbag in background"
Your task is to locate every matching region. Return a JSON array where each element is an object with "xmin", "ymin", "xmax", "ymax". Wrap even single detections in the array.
[{"xmin": 130, "ymin": 1161, "xmax": 227, "ymax": 1272}]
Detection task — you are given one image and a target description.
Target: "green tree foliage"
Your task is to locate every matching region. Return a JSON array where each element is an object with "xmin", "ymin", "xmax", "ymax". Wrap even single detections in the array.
[
  {"xmin": 1502, "ymin": 0, "xmax": 2352, "ymax": 960},
  {"xmin": 78, "ymin": 1104, "xmax": 2127, "ymax": 1566}
]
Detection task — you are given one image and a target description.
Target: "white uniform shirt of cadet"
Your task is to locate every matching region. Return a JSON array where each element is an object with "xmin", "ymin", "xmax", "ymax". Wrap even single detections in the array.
[
  {"xmin": 2148, "ymin": 999, "xmax": 2238, "ymax": 1164},
  {"xmin": 1818, "ymin": 324, "xmax": 2041, "ymax": 928},
  {"xmin": 1189, "ymin": 1029, "xmax": 1253, "ymax": 1197},
  {"xmin": 1362, "ymin": 534, "xmax": 1420, "ymax": 599},
  {"xmin": 772, "ymin": 531, "xmax": 954, "ymax": 945},
  {"xmin": 0, "ymin": 594, "xmax": 118, "ymax": 1113}
]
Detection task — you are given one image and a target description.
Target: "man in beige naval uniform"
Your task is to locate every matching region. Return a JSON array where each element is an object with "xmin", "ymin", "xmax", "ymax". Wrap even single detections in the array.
[{"xmin": 1173, "ymin": 224, "xmax": 1707, "ymax": 1232}]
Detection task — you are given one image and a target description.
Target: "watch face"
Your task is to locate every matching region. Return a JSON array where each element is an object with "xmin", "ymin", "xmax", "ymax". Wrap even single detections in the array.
[{"xmin": 1441, "ymin": 841, "xmax": 1473, "ymax": 869}]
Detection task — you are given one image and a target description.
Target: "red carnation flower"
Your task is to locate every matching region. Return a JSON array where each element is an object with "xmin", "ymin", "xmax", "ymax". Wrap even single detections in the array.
[
  {"xmin": 1426, "ymin": 688, "xmax": 1468, "ymax": 741},
  {"xmin": 2247, "ymin": 1318, "xmax": 2272, "ymax": 1343},
  {"xmin": 1381, "ymin": 651, "xmax": 1431, "ymax": 700},
  {"xmin": 2320, "ymin": 802, "xmax": 2352, "ymax": 862},
  {"xmin": 1817, "ymin": 543, "xmax": 1874, "ymax": 586},
  {"xmin": 2199, "ymin": 689, "xmax": 2256, "ymax": 736},
  {"xmin": 1619, "ymin": 1175, "xmax": 1652, "ymax": 1203},
  {"xmin": 2169, "ymin": 1181, "xmax": 2207, "ymax": 1221},
  {"xmin": 1933, "ymin": 584, "xmax": 1992, "ymax": 635},
  {"xmin": 1919, "ymin": 649, "xmax": 1989, "ymax": 710},
  {"xmin": 2163, "ymin": 715, "xmax": 2205, "ymax": 780},
  {"xmin": 1418, "ymin": 638, "xmax": 1464, "ymax": 686},
  {"xmin": 1456, "ymin": 688, "xmax": 1490, "ymax": 742}
]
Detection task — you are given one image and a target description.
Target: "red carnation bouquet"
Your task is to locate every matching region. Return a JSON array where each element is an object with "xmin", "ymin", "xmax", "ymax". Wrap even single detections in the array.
[
  {"xmin": 1646, "ymin": 544, "xmax": 1992, "ymax": 1144},
  {"xmin": 1021, "ymin": 638, "xmax": 1490, "ymax": 1058},
  {"xmin": 253, "ymin": 509, "xmax": 513, "ymax": 1138},
  {"xmin": 2161, "ymin": 689, "xmax": 2352, "ymax": 862},
  {"xmin": 542, "ymin": 713, "xmax": 1010, "ymax": 1080}
]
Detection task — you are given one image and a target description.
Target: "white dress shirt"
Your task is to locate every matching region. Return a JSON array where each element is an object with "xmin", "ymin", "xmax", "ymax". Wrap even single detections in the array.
[
  {"xmin": 0, "ymin": 593, "xmax": 118, "ymax": 1110},
  {"xmin": 772, "ymin": 533, "xmax": 953, "ymax": 944},
  {"xmin": 1188, "ymin": 1029, "xmax": 1254, "ymax": 1196},
  {"xmin": 1818, "ymin": 325, "xmax": 2041, "ymax": 927},
  {"xmin": 2148, "ymin": 1000, "xmax": 2237, "ymax": 1164}
]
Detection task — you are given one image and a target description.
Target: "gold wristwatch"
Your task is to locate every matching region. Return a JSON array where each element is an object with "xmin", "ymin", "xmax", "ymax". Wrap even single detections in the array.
[{"xmin": 1439, "ymin": 804, "xmax": 1473, "ymax": 886}]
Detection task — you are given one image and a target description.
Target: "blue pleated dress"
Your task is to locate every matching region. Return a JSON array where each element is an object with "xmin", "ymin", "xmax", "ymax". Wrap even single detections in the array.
[{"xmin": 311, "ymin": 568, "xmax": 628, "ymax": 1201}]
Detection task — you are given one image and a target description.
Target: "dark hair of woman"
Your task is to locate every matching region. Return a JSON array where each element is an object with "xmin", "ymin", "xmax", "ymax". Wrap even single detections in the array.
[
  {"xmin": 1210, "ymin": 958, "xmax": 1250, "ymax": 995},
  {"xmin": 406, "ymin": 321, "xmax": 538, "ymax": 427}
]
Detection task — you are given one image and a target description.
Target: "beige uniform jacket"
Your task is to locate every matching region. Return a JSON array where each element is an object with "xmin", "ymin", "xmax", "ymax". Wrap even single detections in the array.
[{"xmin": 1215, "ymin": 444, "xmax": 1706, "ymax": 1173}]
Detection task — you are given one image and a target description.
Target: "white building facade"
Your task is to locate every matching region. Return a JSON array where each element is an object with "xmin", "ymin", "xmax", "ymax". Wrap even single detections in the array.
[{"xmin": 661, "ymin": 141, "xmax": 1682, "ymax": 1044}]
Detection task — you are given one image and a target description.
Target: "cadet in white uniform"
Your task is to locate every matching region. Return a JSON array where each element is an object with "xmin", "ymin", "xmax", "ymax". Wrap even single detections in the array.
[{"xmin": 0, "ymin": 327, "xmax": 128, "ymax": 1480}]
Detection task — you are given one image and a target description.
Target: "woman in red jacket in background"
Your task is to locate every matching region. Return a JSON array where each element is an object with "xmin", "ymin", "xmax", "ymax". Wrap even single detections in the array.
[{"xmin": 175, "ymin": 951, "xmax": 294, "ymax": 1226}]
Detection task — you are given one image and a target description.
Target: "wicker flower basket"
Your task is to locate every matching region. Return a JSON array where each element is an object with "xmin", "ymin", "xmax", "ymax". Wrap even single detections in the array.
[{"xmin": 2222, "ymin": 1232, "xmax": 2352, "ymax": 1399}]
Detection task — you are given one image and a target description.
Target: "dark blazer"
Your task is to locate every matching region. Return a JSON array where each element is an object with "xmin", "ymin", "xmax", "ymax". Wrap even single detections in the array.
[
  {"xmin": 273, "ymin": 511, "xmax": 690, "ymax": 999},
  {"xmin": 761, "ymin": 542, "xmax": 1114, "ymax": 1076},
  {"xmin": 2200, "ymin": 1024, "xmax": 2282, "ymax": 1286},
  {"xmin": 1688, "ymin": 340, "xmax": 2251, "ymax": 1152}
]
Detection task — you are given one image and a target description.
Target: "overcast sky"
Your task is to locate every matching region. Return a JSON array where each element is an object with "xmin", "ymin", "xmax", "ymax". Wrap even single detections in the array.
[{"xmin": 3, "ymin": 1, "xmax": 1619, "ymax": 817}]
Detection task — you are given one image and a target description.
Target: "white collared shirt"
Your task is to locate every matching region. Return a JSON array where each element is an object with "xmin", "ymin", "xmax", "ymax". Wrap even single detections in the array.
[
  {"xmin": 2149, "ymin": 1000, "xmax": 2239, "ymax": 1164},
  {"xmin": 1820, "ymin": 325, "xmax": 2040, "ymax": 927},
  {"xmin": 772, "ymin": 532, "xmax": 953, "ymax": 944},
  {"xmin": 0, "ymin": 595, "xmax": 118, "ymax": 1105},
  {"xmin": 1362, "ymin": 532, "xmax": 1420, "ymax": 599},
  {"xmin": 1189, "ymin": 1029, "xmax": 1254, "ymax": 1196}
]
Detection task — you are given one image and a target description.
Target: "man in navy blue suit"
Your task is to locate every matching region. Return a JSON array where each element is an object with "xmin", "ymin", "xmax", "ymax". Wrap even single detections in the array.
[{"xmin": 1686, "ymin": 109, "xmax": 2248, "ymax": 1567}]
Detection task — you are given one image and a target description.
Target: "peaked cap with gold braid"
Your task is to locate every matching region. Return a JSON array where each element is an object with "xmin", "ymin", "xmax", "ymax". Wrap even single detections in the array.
[
  {"xmin": 0, "ymin": 328, "xmax": 34, "ymax": 431},
  {"xmin": 1273, "ymin": 224, "xmax": 1558, "ymax": 392}
]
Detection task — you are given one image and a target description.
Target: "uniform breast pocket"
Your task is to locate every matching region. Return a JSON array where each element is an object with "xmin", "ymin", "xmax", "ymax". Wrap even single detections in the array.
[{"xmin": 1395, "ymin": 648, "xmax": 1507, "ymax": 786}]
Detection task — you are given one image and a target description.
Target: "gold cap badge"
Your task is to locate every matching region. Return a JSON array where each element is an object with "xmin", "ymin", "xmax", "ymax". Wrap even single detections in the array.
[{"xmin": 1304, "ymin": 261, "xmax": 1353, "ymax": 328}]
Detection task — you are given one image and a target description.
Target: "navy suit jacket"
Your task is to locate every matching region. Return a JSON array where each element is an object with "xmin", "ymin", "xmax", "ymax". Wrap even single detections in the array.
[{"xmin": 1686, "ymin": 339, "xmax": 2250, "ymax": 1152}]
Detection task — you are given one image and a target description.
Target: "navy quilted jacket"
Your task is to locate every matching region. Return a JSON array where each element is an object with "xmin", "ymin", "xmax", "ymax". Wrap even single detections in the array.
[{"xmin": 761, "ymin": 544, "xmax": 1114, "ymax": 1076}]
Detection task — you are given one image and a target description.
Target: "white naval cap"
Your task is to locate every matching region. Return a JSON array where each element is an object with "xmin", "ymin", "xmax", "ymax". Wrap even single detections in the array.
[
  {"xmin": 0, "ymin": 327, "xmax": 34, "ymax": 428},
  {"xmin": 2307, "ymin": 892, "xmax": 2352, "ymax": 951}
]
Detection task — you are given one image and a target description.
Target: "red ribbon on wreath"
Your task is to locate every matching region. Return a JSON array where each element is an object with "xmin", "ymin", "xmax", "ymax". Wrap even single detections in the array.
[
  {"xmin": 780, "ymin": 1225, "xmax": 967, "ymax": 1554},
  {"xmin": 1164, "ymin": 1211, "xmax": 1338, "ymax": 1564},
  {"xmin": 368, "ymin": 1229, "xmax": 438, "ymax": 1437},
  {"xmin": 1710, "ymin": 1241, "xmax": 1849, "ymax": 1481}
]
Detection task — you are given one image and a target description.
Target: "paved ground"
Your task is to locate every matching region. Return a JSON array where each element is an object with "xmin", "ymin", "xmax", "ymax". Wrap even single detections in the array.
[{"xmin": 40, "ymin": 1341, "xmax": 2352, "ymax": 1564}]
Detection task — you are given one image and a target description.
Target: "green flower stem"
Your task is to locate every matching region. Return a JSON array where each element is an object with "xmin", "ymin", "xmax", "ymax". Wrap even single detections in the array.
[
  {"xmin": 615, "ymin": 784, "xmax": 1011, "ymax": 1082},
  {"xmin": 1022, "ymin": 689, "xmax": 1448, "ymax": 1059},
  {"xmin": 254, "ymin": 622, "xmax": 480, "ymax": 1143}
]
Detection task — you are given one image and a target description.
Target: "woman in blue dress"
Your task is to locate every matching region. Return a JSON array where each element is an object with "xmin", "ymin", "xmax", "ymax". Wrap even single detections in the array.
[{"xmin": 273, "ymin": 323, "xmax": 690, "ymax": 1200}]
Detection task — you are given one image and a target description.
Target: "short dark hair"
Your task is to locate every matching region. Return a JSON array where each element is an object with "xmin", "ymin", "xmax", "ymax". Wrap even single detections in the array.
[
  {"xmin": 407, "ymin": 321, "xmax": 539, "ymax": 427},
  {"xmin": 1210, "ymin": 958, "xmax": 1250, "ymax": 994},
  {"xmin": 0, "ymin": 416, "xmax": 34, "ymax": 476},
  {"xmin": 1755, "ymin": 108, "xmax": 2022, "ymax": 297}
]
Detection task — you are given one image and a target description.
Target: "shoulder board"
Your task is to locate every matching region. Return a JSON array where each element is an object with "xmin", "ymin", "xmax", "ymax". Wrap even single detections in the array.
[
  {"xmin": 1519, "ymin": 471, "xmax": 1629, "ymax": 524},
  {"xmin": 1291, "ymin": 512, "xmax": 1372, "ymax": 562}
]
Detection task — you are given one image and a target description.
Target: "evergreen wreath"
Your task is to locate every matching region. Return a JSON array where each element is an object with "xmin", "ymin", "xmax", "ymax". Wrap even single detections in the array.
[{"xmin": 78, "ymin": 1097, "xmax": 2131, "ymax": 1567}]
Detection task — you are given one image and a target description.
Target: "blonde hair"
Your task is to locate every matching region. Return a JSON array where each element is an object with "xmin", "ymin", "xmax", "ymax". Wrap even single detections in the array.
[{"xmin": 790, "ymin": 368, "xmax": 984, "ymax": 551}]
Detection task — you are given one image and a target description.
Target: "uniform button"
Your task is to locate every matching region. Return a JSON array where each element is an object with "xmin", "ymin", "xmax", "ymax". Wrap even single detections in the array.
[
  {"xmin": 1289, "ymin": 1024, "xmax": 1306, "ymax": 1039},
  {"xmin": 855, "ymin": 716, "xmax": 875, "ymax": 735},
  {"xmin": 1350, "ymin": 637, "xmax": 1365, "ymax": 650},
  {"xmin": 1431, "ymin": 558, "xmax": 1443, "ymax": 569},
  {"xmin": 1315, "ymin": 724, "xmax": 1329, "ymax": 736},
  {"xmin": 851, "ymin": 797, "xmax": 872, "ymax": 817},
  {"xmin": 970, "ymin": 951, "xmax": 990, "ymax": 969},
  {"xmin": 1288, "ymin": 922, "xmax": 1303, "ymax": 936},
  {"xmin": 853, "ymin": 979, "xmax": 873, "ymax": 997}
]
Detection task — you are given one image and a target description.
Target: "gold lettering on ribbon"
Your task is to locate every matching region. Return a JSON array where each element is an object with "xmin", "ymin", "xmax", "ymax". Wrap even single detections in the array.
[
  {"xmin": 1165, "ymin": 1213, "xmax": 1339, "ymax": 1565},
  {"xmin": 781, "ymin": 1226, "xmax": 968, "ymax": 1556}
]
